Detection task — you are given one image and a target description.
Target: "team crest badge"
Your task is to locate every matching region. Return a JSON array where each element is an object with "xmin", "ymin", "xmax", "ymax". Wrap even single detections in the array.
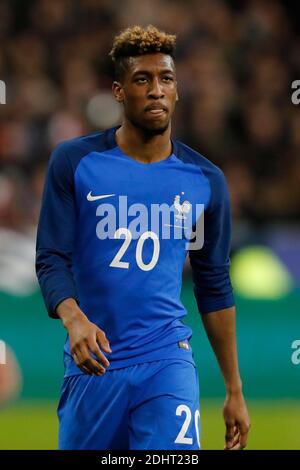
[{"xmin": 174, "ymin": 193, "xmax": 191, "ymax": 220}]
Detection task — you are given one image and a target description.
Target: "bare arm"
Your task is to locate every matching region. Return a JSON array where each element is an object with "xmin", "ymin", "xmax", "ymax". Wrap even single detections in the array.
[
  {"xmin": 201, "ymin": 306, "xmax": 250, "ymax": 450},
  {"xmin": 57, "ymin": 298, "xmax": 112, "ymax": 376}
]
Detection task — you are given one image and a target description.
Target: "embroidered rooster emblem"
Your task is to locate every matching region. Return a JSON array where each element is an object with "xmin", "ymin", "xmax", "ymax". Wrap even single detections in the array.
[{"xmin": 174, "ymin": 194, "xmax": 192, "ymax": 220}]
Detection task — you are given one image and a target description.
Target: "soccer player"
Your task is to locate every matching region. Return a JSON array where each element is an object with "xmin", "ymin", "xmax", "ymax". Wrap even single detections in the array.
[{"xmin": 36, "ymin": 25, "xmax": 250, "ymax": 450}]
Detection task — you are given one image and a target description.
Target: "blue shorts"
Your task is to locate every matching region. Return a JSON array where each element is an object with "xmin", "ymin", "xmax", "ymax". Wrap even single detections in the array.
[{"xmin": 58, "ymin": 358, "xmax": 201, "ymax": 450}]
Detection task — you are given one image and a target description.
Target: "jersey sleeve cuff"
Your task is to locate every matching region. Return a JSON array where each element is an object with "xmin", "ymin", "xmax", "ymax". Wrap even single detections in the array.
[
  {"xmin": 47, "ymin": 293, "xmax": 79, "ymax": 319},
  {"xmin": 194, "ymin": 291, "xmax": 235, "ymax": 315}
]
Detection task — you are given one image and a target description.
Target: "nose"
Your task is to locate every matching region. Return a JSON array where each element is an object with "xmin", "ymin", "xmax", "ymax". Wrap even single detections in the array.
[{"xmin": 148, "ymin": 77, "xmax": 164, "ymax": 99}]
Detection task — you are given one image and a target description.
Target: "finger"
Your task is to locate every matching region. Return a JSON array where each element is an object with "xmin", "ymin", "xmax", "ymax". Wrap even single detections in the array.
[
  {"xmin": 225, "ymin": 422, "xmax": 237, "ymax": 449},
  {"xmin": 225, "ymin": 438, "xmax": 240, "ymax": 450},
  {"xmin": 74, "ymin": 346, "xmax": 97, "ymax": 375},
  {"xmin": 96, "ymin": 330, "xmax": 112, "ymax": 354},
  {"xmin": 89, "ymin": 338, "xmax": 110, "ymax": 369},
  {"xmin": 82, "ymin": 356, "xmax": 106, "ymax": 376},
  {"xmin": 239, "ymin": 424, "xmax": 250, "ymax": 449},
  {"xmin": 227, "ymin": 441, "xmax": 242, "ymax": 451},
  {"xmin": 73, "ymin": 351, "xmax": 92, "ymax": 375},
  {"xmin": 82, "ymin": 353, "xmax": 106, "ymax": 375},
  {"xmin": 73, "ymin": 351, "xmax": 93, "ymax": 375},
  {"xmin": 224, "ymin": 432, "xmax": 240, "ymax": 450},
  {"xmin": 76, "ymin": 344, "xmax": 106, "ymax": 375}
]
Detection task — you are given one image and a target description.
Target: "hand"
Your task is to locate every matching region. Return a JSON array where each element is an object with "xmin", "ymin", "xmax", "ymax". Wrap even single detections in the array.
[
  {"xmin": 57, "ymin": 299, "xmax": 112, "ymax": 376},
  {"xmin": 223, "ymin": 390, "xmax": 250, "ymax": 450},
  {"xmin": 68, "ymin": 315, "xmax": 112, "ymax": 376}
]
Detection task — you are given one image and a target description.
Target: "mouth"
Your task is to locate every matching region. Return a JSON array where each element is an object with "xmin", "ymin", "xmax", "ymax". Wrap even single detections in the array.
[
  {"xmin": 145, "ymin": 105, "xmax": 168, "ymax": 117},
  {"xmin": 146, "ymin": 109, "xmax": 166, "ymax": 116}
]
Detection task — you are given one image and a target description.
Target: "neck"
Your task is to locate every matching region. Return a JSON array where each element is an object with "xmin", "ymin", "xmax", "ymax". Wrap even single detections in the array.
[{"xmin": 115, "ymin": 120, "xmax": 172, "ymax": 164}]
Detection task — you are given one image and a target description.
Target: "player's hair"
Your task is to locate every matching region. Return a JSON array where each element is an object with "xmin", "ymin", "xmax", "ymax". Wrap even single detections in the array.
[{"xmin": 109, "ymin": 25, "xmax": 176, "ymax": 81}]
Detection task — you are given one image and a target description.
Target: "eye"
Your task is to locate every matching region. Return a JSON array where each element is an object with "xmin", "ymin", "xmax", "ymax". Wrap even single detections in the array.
[
  {"xmin": 135, "ymin": 77, "xmax": 148, "ymax": 84},
  {"xmin": 162, "ymin": 76, "xmax": 174, "ymax": 82}
]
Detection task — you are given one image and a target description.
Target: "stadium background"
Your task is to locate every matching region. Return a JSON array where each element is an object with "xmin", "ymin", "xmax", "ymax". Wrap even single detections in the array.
[{"xmin": 0, "ymin": 0, "xmax": 299, "ymax": 449}]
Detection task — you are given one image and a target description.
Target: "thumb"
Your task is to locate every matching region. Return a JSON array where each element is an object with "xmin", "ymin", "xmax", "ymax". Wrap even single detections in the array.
[{"xmin": 96, "ymin": 329, "xmax": 112, "ymax": 354}]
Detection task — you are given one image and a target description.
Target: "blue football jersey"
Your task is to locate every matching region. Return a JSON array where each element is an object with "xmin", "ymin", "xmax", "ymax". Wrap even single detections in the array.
[{"xmin": 36, "ymin": 126, "xmax": 234, "ymax": 374}]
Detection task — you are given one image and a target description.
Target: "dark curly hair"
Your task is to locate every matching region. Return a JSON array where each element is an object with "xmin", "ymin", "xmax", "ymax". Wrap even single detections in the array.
[{"xmin": 109, "ymin": 25, "xmax": 176, "ymax": 80}]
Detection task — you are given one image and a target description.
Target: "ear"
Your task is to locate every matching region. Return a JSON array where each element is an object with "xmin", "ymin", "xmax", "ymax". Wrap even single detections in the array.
[
  {"xmin": 176, "ymin": 91, "xmax": 179, "ymax": 102},
  {"xmin": 112, "ymin": 81, "xmax": 124, "ymax": 103}
]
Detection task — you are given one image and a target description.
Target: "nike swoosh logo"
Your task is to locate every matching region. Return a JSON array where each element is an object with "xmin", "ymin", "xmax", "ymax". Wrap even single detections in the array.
[{"xmin": 87, "ymin": 191, "xmax": 116, "ymax": 202}]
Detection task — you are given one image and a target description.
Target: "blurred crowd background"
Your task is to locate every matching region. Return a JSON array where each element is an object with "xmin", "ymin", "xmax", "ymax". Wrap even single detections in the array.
[
  {"xmin": 0, "ymin": 0, "xmax": 299, "ymax": 449},
  {"xmin": 0, "ymin": 0, "xmax": 299, "ymax": 235}
]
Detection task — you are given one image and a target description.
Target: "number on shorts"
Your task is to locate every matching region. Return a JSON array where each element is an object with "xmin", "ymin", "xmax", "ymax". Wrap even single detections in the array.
[{"xmin": 175, "ymin": 405, "xmax": 201, "ymax": 448}]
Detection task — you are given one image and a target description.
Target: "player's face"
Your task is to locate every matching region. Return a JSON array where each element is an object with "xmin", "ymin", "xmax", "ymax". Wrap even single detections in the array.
[{"xmin": 113, "ymin": 53, "xmax": 178, "ymax": 134}]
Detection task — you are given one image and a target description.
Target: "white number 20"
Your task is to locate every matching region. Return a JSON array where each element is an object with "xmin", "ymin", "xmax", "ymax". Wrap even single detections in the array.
[
  {"xmin": 175, "ymin": 405, "xmax": 201, "ymax": 448},
  {"xmin": 110, "ymin": 228, "xmax": 160, "ymax": 271}
]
